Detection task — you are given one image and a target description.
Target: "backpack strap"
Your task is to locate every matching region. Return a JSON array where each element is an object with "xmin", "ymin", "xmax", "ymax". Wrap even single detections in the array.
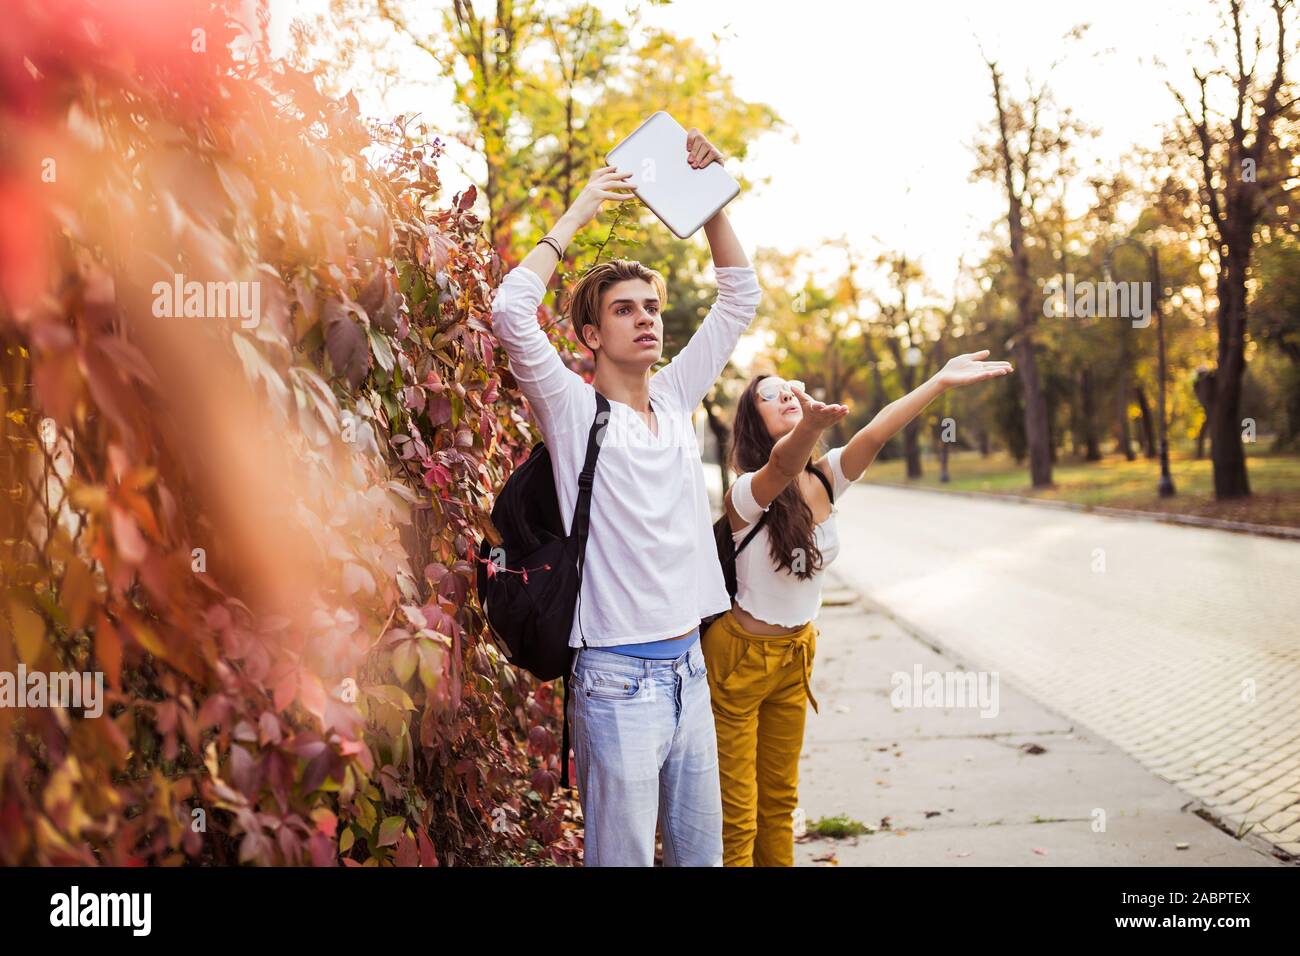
[
  {"xmin": 734, "ymin": 508, "xmax": 769, "ymax": 558},
  {"xmin": 559, "ymin": 681, "xmax": 573, "ymax": 791},
  {"xmin": 807, "ymin": 459, "xmax": 835, "ymax": 503},
  {"xmin": 571, "ymin": 391, "xmax": 609, "ymax": 626},
  {"xmin": 561, "ymin": 390, "xmax": 609, "ymax": 791}
]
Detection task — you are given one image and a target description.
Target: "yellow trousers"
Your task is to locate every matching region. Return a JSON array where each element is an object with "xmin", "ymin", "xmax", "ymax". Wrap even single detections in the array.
[{"xmin": 702, "ymin": 610, "xmax": 819, "ymax": 867}]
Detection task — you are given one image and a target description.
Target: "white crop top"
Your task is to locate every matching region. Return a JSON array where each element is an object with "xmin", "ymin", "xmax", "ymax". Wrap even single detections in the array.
[{"xmin": 729, "ymin": 447, "xmax": 855, "ymax": 627}]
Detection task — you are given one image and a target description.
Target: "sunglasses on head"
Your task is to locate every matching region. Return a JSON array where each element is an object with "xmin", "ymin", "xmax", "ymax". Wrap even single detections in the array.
[{"xmin": 756, "ymin": 378, "xmax": 805, "ymax": 403}]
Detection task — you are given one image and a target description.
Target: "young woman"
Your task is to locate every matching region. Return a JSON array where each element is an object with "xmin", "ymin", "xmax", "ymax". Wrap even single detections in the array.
[
  {"xmin": 491, "ymin": 130, "xmax": 759, "ymax": 866},
  {"xmin": 704, "ymin": 353, "xmax": 1014, "ymax": 866}
]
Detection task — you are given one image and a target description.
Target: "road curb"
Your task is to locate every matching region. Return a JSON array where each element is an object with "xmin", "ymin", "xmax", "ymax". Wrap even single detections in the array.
[{"xmin": 868, "ymin": 481, "xmax": 1300, "ymax": 541}]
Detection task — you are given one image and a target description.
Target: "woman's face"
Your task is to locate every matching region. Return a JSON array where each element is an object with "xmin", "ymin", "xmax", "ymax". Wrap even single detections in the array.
[{"xmin": 754, "ymin": 376, "xmax": 802, "ymax": 439}]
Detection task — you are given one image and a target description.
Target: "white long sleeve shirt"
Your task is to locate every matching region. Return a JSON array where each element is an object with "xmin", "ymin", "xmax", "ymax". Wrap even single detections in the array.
[{"xmin": 489, "ymin": 264, "xmax": 762, "ymax": 647}]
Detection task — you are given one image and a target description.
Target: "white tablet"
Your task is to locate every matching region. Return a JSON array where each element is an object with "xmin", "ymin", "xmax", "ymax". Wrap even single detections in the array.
[{"xmin": 605, "ymin": 111, "xmax": 741, "ymax": 239}]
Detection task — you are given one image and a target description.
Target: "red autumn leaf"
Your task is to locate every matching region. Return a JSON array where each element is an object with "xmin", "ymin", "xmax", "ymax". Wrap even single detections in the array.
[
  {"xmin": 95, "ymin": 611, "xmax": 122, "ymax": 689},
  {"xmin": 313, "ymin": 809, "xmax": 338, "ymax": 838},
  {"xmin": 273, "ymin": 671, "xmax": 298, "ymax": 713},
  {"xmin": 395, "ymin": 831, "xmax": 419, "ymax": 867}
]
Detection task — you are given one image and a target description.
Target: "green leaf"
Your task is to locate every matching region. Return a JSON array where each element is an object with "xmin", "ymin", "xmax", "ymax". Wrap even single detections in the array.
[
  {"xmin": 392, "ymin": 640, "xmax": 418, "ymax": 684},
  {"xmin": 368, "ymin": 326, "xmax": 395, "ymax": 372},
  {"xmin": 298, "ymin": 321, "xmax": 325, "ymax": 355},
  {"xmin": 417, "ymin": 638, "xmax": 442, "ymax": 691},
  {"xmin": 378, "ymin": 816, "xmax": 404, "ymax": 847},
  {"xmin": 368, "ymin": 684, "xmax": 415, "ymax": 711},
  {"xmin": 380, "ymin": 388, "xmax": 400, "ymax": 426}
]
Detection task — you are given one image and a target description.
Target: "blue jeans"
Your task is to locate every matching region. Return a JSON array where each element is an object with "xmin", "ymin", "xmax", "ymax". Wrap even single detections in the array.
[{"xmin": 567, "ymin": 640, "xmax": 723, "ymax": 866}]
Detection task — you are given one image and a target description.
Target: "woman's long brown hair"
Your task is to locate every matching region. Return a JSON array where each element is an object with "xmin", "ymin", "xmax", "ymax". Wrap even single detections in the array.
[{"xmin": 729, "ymin": 374, "xmax": 825, "ymax": 580}]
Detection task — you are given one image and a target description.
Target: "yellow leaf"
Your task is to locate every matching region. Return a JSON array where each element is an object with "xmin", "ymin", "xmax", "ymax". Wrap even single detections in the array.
[
  {"xmin": 35, "ymin": 815, "xmax": 75, "ymax": 855},
  {"xmin": 125, "ymin": 615, "xmax": 168, "ymax": 659},
  {"xmin": 68, "ymin": 483, "xmax": 109, "ymax": 514},
  {"xmin": 9, "ymin": 599, "xmax": 45, "ymax": 665}
]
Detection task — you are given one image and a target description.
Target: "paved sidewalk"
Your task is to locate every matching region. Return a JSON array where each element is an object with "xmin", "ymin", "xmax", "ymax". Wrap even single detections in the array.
[
  {"xmin": 794, "ymin": 575, "xmax": 1281, "ymax": 866},
  {"xmin": 828, "ymin": 484, "xmax": 1300, "ymax": 861}
]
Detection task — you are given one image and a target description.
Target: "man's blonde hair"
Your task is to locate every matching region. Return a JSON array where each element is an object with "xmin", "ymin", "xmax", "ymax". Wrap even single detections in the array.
[{"xmin": 569, "ymin": 259, "xmax": 667, "ymax": 352}]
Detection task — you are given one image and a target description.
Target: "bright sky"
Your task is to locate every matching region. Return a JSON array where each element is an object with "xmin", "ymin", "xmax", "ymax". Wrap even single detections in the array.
[{"xmin": 269, "ymin": 0, "xmax": 1227, "ymax": 299}]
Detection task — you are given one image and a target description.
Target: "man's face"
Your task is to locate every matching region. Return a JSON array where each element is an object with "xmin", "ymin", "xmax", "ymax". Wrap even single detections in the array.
[{"xmin": 583, "ymin": 278, "xmax": 662, "ymax": 369}]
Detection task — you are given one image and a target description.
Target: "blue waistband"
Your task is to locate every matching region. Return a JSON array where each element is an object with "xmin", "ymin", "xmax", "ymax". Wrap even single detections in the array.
[{"xmin": 602, "ymin": 628, "xmax": 701, "ymax": 659}]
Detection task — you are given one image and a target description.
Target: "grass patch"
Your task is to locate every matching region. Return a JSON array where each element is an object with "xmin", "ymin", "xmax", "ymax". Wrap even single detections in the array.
[{"xmin": 808, "ymin": 814, "xmax": 873, "ymax": 839}]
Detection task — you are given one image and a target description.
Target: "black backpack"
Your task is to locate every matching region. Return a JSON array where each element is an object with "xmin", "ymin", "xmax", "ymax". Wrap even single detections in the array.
[
  {"xmin": 475, "ymin": 392, "xmax": 609, "ymax": 788},
  {"xmin": 702, "ymin": 461, "xmax": 834, "ymax": 633}
]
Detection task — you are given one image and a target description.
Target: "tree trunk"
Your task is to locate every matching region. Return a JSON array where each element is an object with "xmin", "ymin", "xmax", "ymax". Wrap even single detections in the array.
[
  {"xmin": 988, "ymin": 64, "xmax": 1052, "ymax": 487},
  {"xmin": 1114, "ymin": 320, "xmax": 1135, "ymax": 461},
  {"xmin": 1170, "ymin": 1, "xmax": 1285, "ymax": 499},
  {"xmin": 1013, "ymin": 335, "xmax": 1052, "ymax": 485},
  {"xmin": 1080, "ymin": 366, "xmax": 1101, "ymax": 461},
  {"xmin": 893, "ymin": 348, "xmax": 922, "ymax": 479},
  {"xmin": 1193, "ymin": 368, "xmax": 1214, "ymax": 460},
  {"xmin": 903, "ymin": 419, "xmax": 922, "ymax": 479},
  {"xmin": 1135, "ymin": 384, "xmax": 1157, "ymax": 458},
  {"xmin": 1116, "ymin": 403, "xmax": 1135, "ymax": 460},
  {"xmin": 1209, "ymin": 234, "xmax": 1252, "ymax": 498}
]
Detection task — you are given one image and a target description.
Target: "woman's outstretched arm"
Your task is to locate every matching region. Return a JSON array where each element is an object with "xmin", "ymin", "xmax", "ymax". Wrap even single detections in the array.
[{"xmin": 834, "ymin": 350, "xmax": 1014, "ymax": 481}]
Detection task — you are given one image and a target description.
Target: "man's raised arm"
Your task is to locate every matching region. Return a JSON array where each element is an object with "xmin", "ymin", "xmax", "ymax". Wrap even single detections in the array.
[
  {"xmin": 652, "ymin": 129, "xmax": 761, "ymax": 410},
  {"xmin": 654, "ymin": 205, "xmax": 761, "ymax": 411},
  {"xmin": 490, "ymin": 167, "xmax": 635, "ymax": 437}
]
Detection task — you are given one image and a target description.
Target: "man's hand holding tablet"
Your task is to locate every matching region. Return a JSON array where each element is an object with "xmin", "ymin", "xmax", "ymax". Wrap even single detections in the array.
[{"xmin": 604, "ymin": 112, "xmax": 741, "ymax": 239}]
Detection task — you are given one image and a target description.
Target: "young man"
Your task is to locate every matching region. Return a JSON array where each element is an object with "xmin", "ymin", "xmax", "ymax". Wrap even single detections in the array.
[{"xmin": 489, "ymin": 130, "xmax": 760, "ymax": 866}]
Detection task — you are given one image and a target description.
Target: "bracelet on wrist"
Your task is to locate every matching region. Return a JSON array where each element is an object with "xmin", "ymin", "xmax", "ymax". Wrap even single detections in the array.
[{"xmin": 537, "ymin": 235, "xmax": 564, "ymax": 260}]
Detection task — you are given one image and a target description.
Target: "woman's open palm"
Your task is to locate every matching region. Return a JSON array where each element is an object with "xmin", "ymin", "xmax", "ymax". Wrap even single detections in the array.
[
  {"xmin": 938, "ymin": 350, "xmax": 1014, "ymax": 388},
  {"xmin": 792, "ymin": 387, "xmax": 849, "ymax": 430}
]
